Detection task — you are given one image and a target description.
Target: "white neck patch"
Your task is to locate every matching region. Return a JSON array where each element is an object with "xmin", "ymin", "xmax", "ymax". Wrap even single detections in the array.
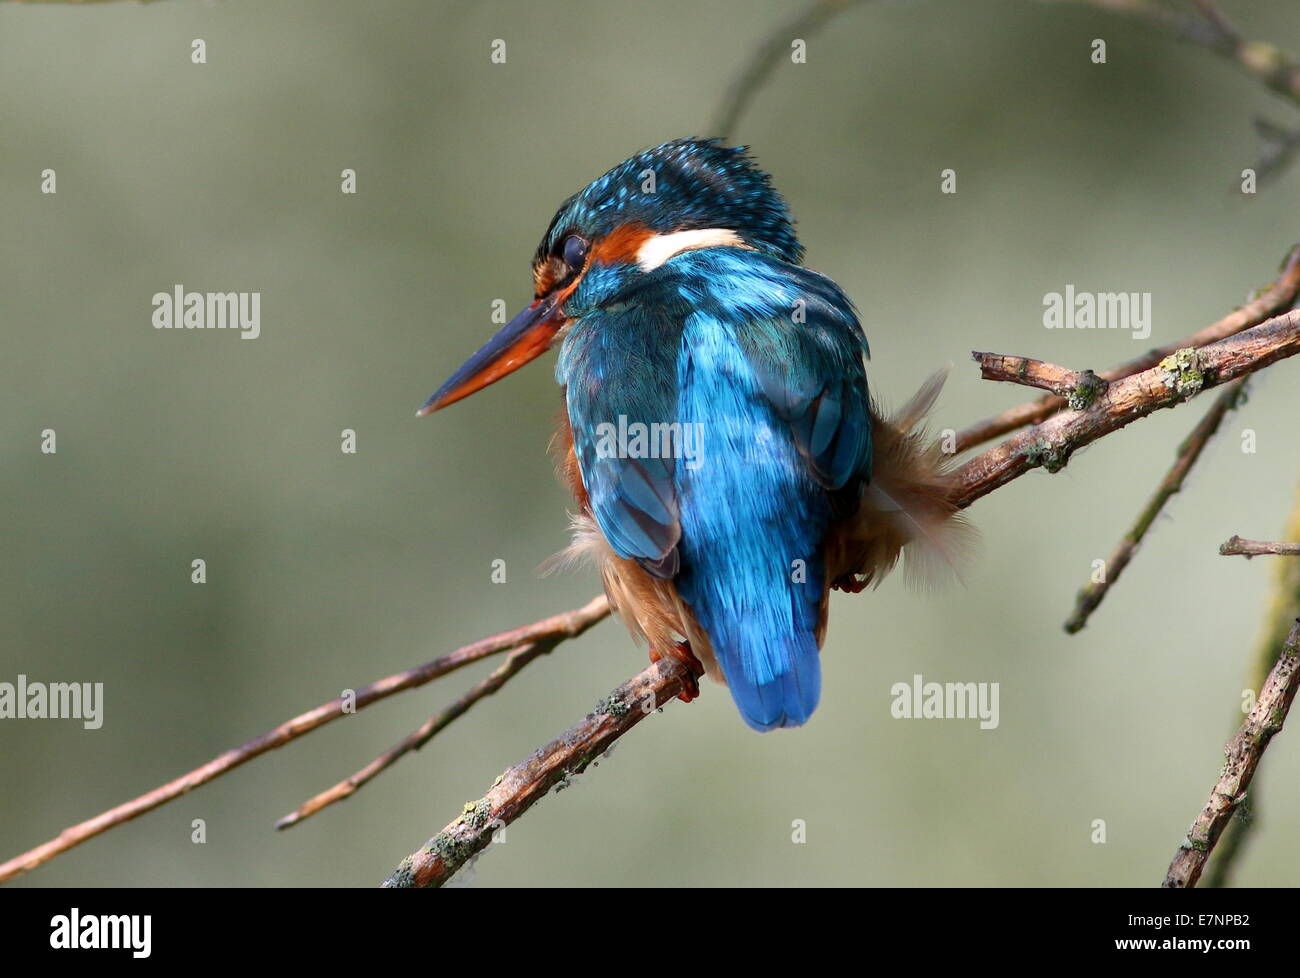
[{"xmin": 635, "ymin": 227, "xmax": 750, "ymax": 271}]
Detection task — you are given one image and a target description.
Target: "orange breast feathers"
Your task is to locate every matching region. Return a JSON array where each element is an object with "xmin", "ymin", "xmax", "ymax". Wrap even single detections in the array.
[{"xmin": 547, "ymin": 408, "xmax": 722, "ymax": 684}]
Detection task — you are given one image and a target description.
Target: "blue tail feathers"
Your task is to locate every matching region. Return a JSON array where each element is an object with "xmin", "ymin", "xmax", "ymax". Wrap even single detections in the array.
[
  {"xmin": 708, "ymin": 615, "xmax": 823, "ymax": 731},
  {"xmin": 674, "ymin": 299, "xmax": 837, "ymax": 731}
]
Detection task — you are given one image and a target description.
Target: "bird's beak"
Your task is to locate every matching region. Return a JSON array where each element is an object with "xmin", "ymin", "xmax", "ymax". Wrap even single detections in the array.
[{"xmin": 417, "ymin": 295, "xmax": 566, "ymax": 415}]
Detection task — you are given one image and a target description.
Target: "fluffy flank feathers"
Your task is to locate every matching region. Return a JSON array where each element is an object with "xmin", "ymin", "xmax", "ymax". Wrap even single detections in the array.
[
  {"xmin": 544, "ymin": 513, "xmax": 723, "ymax": 683},
  {"xmin": 829, "ymin": 369, "xmax": 976, "ymax": 592}
]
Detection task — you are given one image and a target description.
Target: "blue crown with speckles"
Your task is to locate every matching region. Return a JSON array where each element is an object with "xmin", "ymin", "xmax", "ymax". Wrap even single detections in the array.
[{"xmin": 535, "ymin": 138, "xmax": 804, "ymax": 266}]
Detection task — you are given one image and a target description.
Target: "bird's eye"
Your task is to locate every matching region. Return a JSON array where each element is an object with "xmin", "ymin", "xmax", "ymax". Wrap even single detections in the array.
[{"xmin": 562, "ymin": 235, "xmax": 589, "ymax": 271}]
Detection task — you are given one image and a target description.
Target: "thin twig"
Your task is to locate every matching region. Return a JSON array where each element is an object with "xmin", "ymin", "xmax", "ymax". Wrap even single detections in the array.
[
  {"xmin": 0, "ymin": 595, "xmax": 609, "ymax": 884},
  {"xmin": 1163, "ymin": 617, "xmax": 1300, "ymax": 888},
  {"xmin": 1070, "ymin": 0, "xmax": 1300, "ymax": 180},
  {"xmin": 1063, "ymin": 378, "xmax": 1248, "ymax": 633},
  {"xmin": 381, "ymin": 656, "xmax": 700, "ymax": 888},
  {"xmin": 956, "ymin": 245, "xmax": 1300, "ymax": 452},
  {"xmin": 1219, "ymin": 535, "xmax": 1300, "ymax": 558},
  {"xmin": 1251, "ymin": 116, "xmax": 1300, "ymax": 185},
  {"xmin": 710, "ymin": 0, "xmax": 872, "ymax": 137},
  {"xmin": 972, "ymin": 353, "xmax": 1107, "ymax": 405},
  {"xmin": 277, "ymin": 636, "xmax": 560, "ymax": 830},
  {"xmin": 1075, "ymin": 0, "xmax": 1300, "ymax": 108}
]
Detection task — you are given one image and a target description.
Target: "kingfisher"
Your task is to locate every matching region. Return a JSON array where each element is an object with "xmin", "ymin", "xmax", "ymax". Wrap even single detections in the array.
[{"xmin": 420, "ymin": 138, "xmax": 964, "ymax": 731}]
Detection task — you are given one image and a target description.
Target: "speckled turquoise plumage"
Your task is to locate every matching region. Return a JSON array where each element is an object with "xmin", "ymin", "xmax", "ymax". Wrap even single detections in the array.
[{"xmin": 537, "ymin": 139, "xmax": 805, "ymax": 266}]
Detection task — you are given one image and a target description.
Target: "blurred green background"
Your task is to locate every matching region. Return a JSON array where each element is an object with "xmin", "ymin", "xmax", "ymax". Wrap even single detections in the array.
[{"xmin": 3, "ymin": 0, "xmax": 1299, "ymax": 888}]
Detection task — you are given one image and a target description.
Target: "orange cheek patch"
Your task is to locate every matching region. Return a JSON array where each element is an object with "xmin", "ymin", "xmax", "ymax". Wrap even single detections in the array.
[{"xmin": 593, "ymin": 223, "xmax": 653, "ymax": 264}]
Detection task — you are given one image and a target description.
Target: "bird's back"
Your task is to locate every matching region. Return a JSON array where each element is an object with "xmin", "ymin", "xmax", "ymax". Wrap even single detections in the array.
[{"xmin": 560, "ymin": 247, "xmax": 872, "ymax": 730}]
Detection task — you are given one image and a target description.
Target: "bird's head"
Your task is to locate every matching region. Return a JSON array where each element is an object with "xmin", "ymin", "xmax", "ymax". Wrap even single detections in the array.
[{"xmin": 419, "ymin": 138, "xmax": 802, "ymax": 414}]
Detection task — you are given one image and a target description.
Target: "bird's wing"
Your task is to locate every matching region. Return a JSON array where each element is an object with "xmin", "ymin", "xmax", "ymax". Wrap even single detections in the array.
[
  {"xmin": 733, "ymin": 268, "xmax": 873, "ymax": 503},
  {"xmin": 558, "ymin": 259, "xmax": 871, "ymax": 581},
  {"xmin": 558, "ymin": 305, "xmax": 684, "ymax": 579}
]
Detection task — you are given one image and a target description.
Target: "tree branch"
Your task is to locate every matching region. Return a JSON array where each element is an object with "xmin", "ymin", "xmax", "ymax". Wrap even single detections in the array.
[
  {"xmin": 952, "ymin": 309, "xmax": 1300, "ymax": 507},
  {"xmin": 972, "ymin": 353, "xmax": 1107, "ymax": 405},
  {"xmin": 380, "ymin": 657, "xmax": 698, "ymax": 888},
  {"xmin": 1203, "ymin": 483, "xmax": 1300, "ymax": 887},
  {"xmin": 1163, "ymin": 616, "xmax": 1300, "ymax": 888},
  {"xmin": 276, "ymin": 631, "xmax": 566, "ymax": 830},
  {"xmin": 1076, "ymin": 0, "xmax": 1300, "ymax": 109},
  {"xmin": 955, "ymin": 244, "xmax": 1300, "ymax": 452},
  {"xmin": 1219, "ymin": 535, "xmax": 1300, "ymax": 558},
  {"xmin": 1062, "ymin": 377, "xmax": 1248, "ymax": 633},
  {"xmin": 0, "ymin": 595, "xmax": 609, "ymax": 883},
  {"xmin": 709, "ymin": 0, "xmax": 873, "ymax": 137},
  {"xmin": 1069, "ymin": 0, "xmax": 1300, "ymax": 181}
]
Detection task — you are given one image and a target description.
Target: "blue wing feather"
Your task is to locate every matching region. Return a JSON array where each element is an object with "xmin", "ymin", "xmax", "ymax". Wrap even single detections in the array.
[{"xmin": 558, "ymin": 301, "xmax": 684, "ymax": 577}]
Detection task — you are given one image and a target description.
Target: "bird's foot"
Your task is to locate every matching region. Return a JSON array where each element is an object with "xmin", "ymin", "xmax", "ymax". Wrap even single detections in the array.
[
  {"xmin": 832, "ymin": 572, "xmax": 870, "ymax": 594},
  {"xmin": 651, "ymin": 641, "xmax": 703, "ymax": 703}
]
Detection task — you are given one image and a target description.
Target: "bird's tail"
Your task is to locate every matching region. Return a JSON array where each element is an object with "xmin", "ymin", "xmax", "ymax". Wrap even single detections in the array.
[
  {"xmin": 548, "ymin": 508, "xmax": 824, "ymax": 732},
  {"xmin": 829, "ymin": 369, "xmax": 976, "ymax": 593},
  {"xmin": 703, "ymin": 613, "xmax": 822, "ymax": 732},
  {"xmin": 676, "ymin": 506, "xmax": 827, "ymax": 733}
]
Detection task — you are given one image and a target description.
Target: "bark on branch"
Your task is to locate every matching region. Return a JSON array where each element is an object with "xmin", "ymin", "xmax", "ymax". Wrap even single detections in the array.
[
  {"xmin": 956, "ymin": 244, "xmax": 1300, "ymax": 452},
  {"xmin": 1163, "ymin": 617, "xmax": 1300, "ymax": 888},
  {"xmin": 381, "ymin": 657, "xmax": 697, "ymax": 888},
  {"xmin": 1220, "ymin": 536, "xmax": 1300, "ymax": 558},
  {"xmin": 952, "ymin": 310, "xmax": 1300, "ymax": 507}
]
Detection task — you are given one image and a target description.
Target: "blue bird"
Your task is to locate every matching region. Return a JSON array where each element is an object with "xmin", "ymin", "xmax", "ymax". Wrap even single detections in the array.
[{"xmin": 420, "ymin": 139, "xmax": 965, "ymax": 731}]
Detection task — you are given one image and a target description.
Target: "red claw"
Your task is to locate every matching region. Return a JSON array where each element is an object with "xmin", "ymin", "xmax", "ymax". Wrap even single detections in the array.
[{"xmin": 651, "ymin": 641, "xmax": 703, "ymax": 703}]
